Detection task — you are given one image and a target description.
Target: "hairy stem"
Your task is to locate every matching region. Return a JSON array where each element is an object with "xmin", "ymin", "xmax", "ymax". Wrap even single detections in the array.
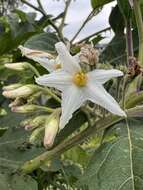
[{"xmin": 133, "ymin": 0, "xmax": 143, "ymax": 65}]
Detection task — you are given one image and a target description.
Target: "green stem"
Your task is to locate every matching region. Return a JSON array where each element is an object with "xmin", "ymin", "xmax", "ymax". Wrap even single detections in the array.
[
  {"xmin": 133, "ymin": 0, "xmax": 143, "ymax": 65},
  {"xmin": 38, "ymin": 87, "xmax": 61, "ymax": 103},
  {"xmin": 28, "ymin": 63, "xmax": 40, "ymax": 77},
  {"xmin": 59, "ymin": 0, "xmax": 72, "ymax": 33}
]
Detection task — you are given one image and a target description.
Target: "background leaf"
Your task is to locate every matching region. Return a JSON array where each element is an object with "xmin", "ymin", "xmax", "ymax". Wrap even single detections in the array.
[
  {"xmin": 24, "ymin": 33, "xmax": 59, "ymax": 53},
  {"xmin": 79, "ymin": 119, "xmax": 143, "ymax": 190}
]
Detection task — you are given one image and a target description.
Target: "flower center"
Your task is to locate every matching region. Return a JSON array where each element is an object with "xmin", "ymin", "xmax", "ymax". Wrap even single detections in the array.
[
  {"xmin": 73, "ymin": 72, "xmax": 87, "ymax": 87},
  {"xmin": 54, "ymin": 63, "xmax": 61, "ymax": 70}
]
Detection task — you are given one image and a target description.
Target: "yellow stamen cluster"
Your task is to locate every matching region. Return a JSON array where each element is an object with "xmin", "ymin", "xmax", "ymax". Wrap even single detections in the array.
[
  {"xmin": 73, "ymin": 72, "xmax": 87, "ymax": 87},
  {"xmin": 54, "ymin": 63, "xmax": 61, "ymax": 70}
]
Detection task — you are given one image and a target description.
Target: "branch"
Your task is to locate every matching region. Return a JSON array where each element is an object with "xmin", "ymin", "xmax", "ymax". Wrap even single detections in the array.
[
  {"xmin": 75, "ymin": 27, "xmax": 111, "ymax": 44},
  {"xmin": 21, "ymin": 0, "xmax": 45, "ymax": 16},
  {"xmin": 59, "ymin": 0, "xmax": 72, "ymax": 33},
  {"xmin": 70, "ymin": 10, "xmax": 97, "ymax": 43},
  {"xmin": 133, "ymin": 0, "xmax": 143, "ymax": 65},
  {"xmin": 37, "ymin": 0, "xmax": 47, "ymax": 15}
]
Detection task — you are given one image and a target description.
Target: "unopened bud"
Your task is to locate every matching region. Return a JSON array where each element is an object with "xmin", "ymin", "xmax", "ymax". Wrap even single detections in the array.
[
  {"xmin": 5, "ymin": 62, "xmax": 30, "ymax": 71},
  {"xmin": 3, "ymin": 83, "xmax": 22, "ymax": 91},
  {"xmin": 25, "ymin": 125, "xmax": 33, "ymax": 131},
  {"xmin": 44, "ymin": 111, "xmax": 60, "ymax": 149},
  {"xmin": 79, "ymin": 44, "xmax": 99, "ymax": 66},
  {"xmin": 11, "ymin": 104, "xmax": 40, "ymax": 113},
  {"xmin": 21, "ymin": 115, "xmax": 47, "ymax": 130},
  {"xmin": 2, "ymin": 85, "xmax": 39, "ymax": 99},
  {"xmin": 29, "ymin": 127, "xmax": 45, "ymax": 144},
  {"xmin": 11, "ymin": 104, "xmax": 52, "ymax": 113},
  {"xmin": 0, "ymin": 108, "xmax": 7, "ymax": 116}
]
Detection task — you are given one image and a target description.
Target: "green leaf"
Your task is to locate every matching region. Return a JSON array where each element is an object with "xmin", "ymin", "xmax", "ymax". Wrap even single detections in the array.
[
  {"xmin": 91, "ymin": 0, "xmax": 114, "ymax": 9},
  {"xmin": 24, "ymin": 33, "xmax": 59, "ymax": 53},
  {"xmin": 117, "ymin": 0, "xmax": 132, "ymax": 19},
  {"xmin": 79, "ymin": 119, "xmax": 143, "ymax": 190},
  {"xmin": 64, "ymin": 146, "xmax": 89, "ymax": 167},
  {"xmin": 109, "ymin": 5, "xmax": 125, "ymax": 34},
  {"xmin": 0, "ymin": 126, "xmax": 44, "ymax": 170},
  {"xmin": 0, "ymin": 173, "xmax": 38, "ymax": 190}
]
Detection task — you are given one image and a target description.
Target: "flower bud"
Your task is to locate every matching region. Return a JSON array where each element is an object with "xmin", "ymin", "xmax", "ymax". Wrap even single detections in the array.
[
  {"xmin": 5, "ymin": 62, "xmax": 30, "ymax": 71},
  {"xmin": 11, "ymin": 104, "xmax": 41, "ymax": 113},
  {"xmin": 29, "ymin": 127, "xmax": 45, "ymax": 144},
  {"xmin": 0, "ymin": 108, "xmax": 7, "ymax": 116},
  {"xmin": 2, "ymin": 85, "xmax": 39, "ymax": 99},
  {"xmin": 44, "ymin": 111, "xmax": 60, "ymax": 149},
  {"xmin": 2, "ymin": 83, "xmax": 22, "ymax": 91},
  {"xmin": 79, "ymin": 44, "xmax": 99, "ymax": 66},
  {"xmin": 21, "ymin": 115, "xmax": 47, "ymax": 130}
]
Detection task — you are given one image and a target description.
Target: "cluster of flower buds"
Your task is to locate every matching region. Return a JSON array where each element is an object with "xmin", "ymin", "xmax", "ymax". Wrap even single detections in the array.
[
  {"xmin": 21, "ymin": 109, "xmax": 60, "ymax": 148},
  {"xmin": 77, "ymin": 43, "xmax": 99, "ymax": 66},
  {"xmin": 3, "ymin": 58, "xmax": 61, "ymax": 149}
]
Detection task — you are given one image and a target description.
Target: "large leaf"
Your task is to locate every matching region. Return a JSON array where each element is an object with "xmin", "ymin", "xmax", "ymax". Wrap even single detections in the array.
[
  {"xmin": 0, "ymin": 125, "xmax": 44, "ymax": 170},
  {"xmin": 91, "ymin": 0, "xmax": 114, "ymax": 9},
  {"xmin": 0, "ymin": 173, "xmax": 38, "ymax": 190},
  {"xmin": 79, "ymin": 119, "xmax": 143, "ymax": 189},
  {"xmin": 24, "ymin": 33, "xmax": 59, "ymax": 53}
]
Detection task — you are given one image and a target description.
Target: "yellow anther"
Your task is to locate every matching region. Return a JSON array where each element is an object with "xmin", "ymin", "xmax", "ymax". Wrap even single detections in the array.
[
  {"xmin": 54, "ymin": 63, "xmax": 61, "ymax": 70},
  {"xmin": 73, "ymin": 72, "xmax": 87, "ymax": 87}
]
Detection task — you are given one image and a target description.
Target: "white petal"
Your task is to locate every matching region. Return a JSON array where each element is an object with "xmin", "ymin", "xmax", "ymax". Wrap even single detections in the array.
[
  {"xmin": 59, "ymin": 85, "xmax": 85, "ymax": 129},
  {"xmin": 88, "ymin": 69, "xmax": 123, "ymax": 84},
  {"xmin": 85, "ymin": 83, "xmax": 126, "ymax": 117},
  {"xmin": 19, "ymin": 46, "xmax": 55, "ymax": 72},
  {"xmin": 35, "ymin": 70, "xmax": 72, "ymax": 91},
  {"xmin": 55, "ymin": 42, "xmax": 81, "ymax": 74}
]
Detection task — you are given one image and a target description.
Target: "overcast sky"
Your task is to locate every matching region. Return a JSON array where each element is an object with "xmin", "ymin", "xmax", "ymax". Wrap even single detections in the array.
[{"xmin": 22, "ymin": 0, "xmax": 117, "ymax": 43}]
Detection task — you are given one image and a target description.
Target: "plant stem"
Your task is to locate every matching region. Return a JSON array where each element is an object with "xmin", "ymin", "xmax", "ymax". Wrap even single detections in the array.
[
  {"xmin": 70, "ymin": 10, "xmax": 96, "ymax": 43},
  {"xmin": 133, "ymin": 0, "xmax": 143, "ymax": 65},
  {"xmin": 38, "ymin": 86, "xmax": 61, "ymax": 103},
  {"xmin": 28, "ymin": 63, "xmax": 40, "ymax": 77},
  {"xmin": 59, "ymin": 0, "xmax": 72, "ymax": 33},
  {"xmin": 37, "ymin": 0, "xmax": 46, "ymax": 15},
  {"xmin": 125, "ymin": 19, "xmax": 134, "ymax": 66},
  {"xmin": 76, "ymin": 27, "xmax": 111, "ymax": 44}
]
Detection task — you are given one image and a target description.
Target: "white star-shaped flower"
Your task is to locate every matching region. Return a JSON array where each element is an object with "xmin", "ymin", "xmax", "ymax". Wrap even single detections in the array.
[{"xmin": 35, "ymin": 42, "xmax": 126, "ymax": 129}]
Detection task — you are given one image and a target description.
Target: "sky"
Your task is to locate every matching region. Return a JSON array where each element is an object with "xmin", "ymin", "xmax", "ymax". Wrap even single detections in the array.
[{"xmin": 22, "ymin": 0, "xmax": 117, "ymax": 43}]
